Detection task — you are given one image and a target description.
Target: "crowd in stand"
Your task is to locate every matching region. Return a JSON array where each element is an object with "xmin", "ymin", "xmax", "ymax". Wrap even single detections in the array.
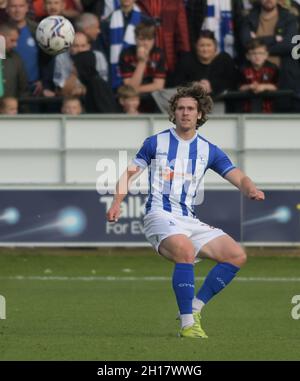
[{"xmin": 0, "ymin": 0, "xmax": 300, "ymax": 115}]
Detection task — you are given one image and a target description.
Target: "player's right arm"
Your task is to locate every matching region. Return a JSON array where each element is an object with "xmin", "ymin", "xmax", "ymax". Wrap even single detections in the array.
[
  {"xmin": 106, "ymin": 164, "xmax": 143, "ymax": 222},
  {"xmin": 107, "ymin": 136, "xmax": 155, "ymax": 222}
]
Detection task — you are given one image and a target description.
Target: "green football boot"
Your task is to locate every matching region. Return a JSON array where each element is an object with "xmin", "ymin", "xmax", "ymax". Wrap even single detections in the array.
[{"xmin": 178, "ymin": 312, "xmax": 208, "ymax": 339}]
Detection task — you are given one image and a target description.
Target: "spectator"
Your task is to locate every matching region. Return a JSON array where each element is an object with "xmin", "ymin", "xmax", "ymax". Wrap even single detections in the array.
[
  {"xmin": 42, "ymin": 31, "xmax": 108, "ymax": 97},
  {"xmin": 0, "ymin": 96, "xmax": 19, "ymax": 114},
  {"xmin": 72, "ymin": 50, "xmax": 119, "ymax": 112},
  {"xmin": 137, "ymin": 0, "xmax": 190, "ymax": 86},
  {"xmin": 53, "ymin": 32, "xmax": 89, "ymax": 97},
  {"xmin": 32, "ymin": 0, "xmax": 82, "ymax": 21},
  {"xmin": 75, "ymin": 12, "xmax": 103, "ymax": 52},
  {"xmin": 175, "ymin": 30, "xmax": 238, "ymax": 97},
  {"xmin": 0, "ymin": 22, "xmax": 29, "ymax": 98},
  {"xmin": 241, "ymin": 0, "xmax": 297, "ymax": 66},
  {"xmin": 75, "ymin": 13, "xmax": 108, "ymax": 58},
  {"xmin": 6, "ymin": 0, "xmax": 43, "ymax": 96},
  {"xmin": 42, "ymin": 12, "xmax": 107, "ymax": 96},
  {"xmin": 185, "ymin": 0, "xmax": 248, "ymax": 62},
  {"xmin": 119, "ymin": 21, "xmax": 166, "ymax": 94},
  {"xmin": 44, "ymin": 0, "xmax": 65, "ymax": 16},
  {"xmin": 239, "ymin": 38, "xmax": 278, "ymax": 112},
  {"xmin": 117, "ymin": 84, "xmax": 140, "ymax": 114},
  {"xmin": 101, "ymin": 0, "xmax": 148, "ymax": 89},
  {"xmin": 240, "ymin": 0, "xmax": 300, "ymax": 111},
  {"xmin": 61, "ymin": 95, "xmax": 83, "ymax": 114}
]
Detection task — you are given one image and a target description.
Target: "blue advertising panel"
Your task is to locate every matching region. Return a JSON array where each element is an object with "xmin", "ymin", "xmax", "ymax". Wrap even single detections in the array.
[
  {"xmin": 0, "ymin": 190, "xmax": 299, "ymax": 245},
  {"xmin": 242, "ymin": 190, "xmax": 300, "ymax": 243}
]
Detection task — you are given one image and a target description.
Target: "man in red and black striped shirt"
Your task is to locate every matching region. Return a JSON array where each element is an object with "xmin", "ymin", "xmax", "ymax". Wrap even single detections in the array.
[
  {"xmin": 239, "ymin": 39, "xmax": 278, "ymax": 113},
  {"xmin": 119, "ymin": 20, "xmax": 166, "ymax": 95}
]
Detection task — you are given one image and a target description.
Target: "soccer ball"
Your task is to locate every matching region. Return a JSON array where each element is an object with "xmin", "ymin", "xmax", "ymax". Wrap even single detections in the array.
[{"xmin": 36, "ymin": 15, "xmax": 75, "ymax": 56}]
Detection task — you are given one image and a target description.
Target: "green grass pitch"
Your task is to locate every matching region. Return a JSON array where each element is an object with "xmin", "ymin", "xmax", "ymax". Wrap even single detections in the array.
[{"xmin": 0, "ymin": 247, "xmax": 300, "ymax": 361}]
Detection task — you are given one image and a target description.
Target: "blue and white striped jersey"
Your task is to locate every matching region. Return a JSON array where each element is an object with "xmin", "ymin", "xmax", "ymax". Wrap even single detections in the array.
[{"xmin": 133, "ymin": 128, "xmax": 235, "ymax": 217}]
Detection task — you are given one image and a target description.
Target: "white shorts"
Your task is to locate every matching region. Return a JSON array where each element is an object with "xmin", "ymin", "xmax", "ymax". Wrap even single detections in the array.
[{"xmin": 143, "ymin": 210, "xmax": 226, "ymax": 257}]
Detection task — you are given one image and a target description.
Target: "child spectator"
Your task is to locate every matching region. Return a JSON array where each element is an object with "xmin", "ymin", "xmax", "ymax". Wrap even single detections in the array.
[
  {"xmin": 119, "ymin": 21, "xmax": 166, "ymax": 94},
  {"xmin": 119, "ymin": 20, "xmax": 166, "ymax": 112},
  {"xmin": 117, "ymin": 84, "xmax": 140, "ymax": 114},
  {"xmin": 0, "ymin": 96, "xmax": 18, "ymax": 114},
  {"xmin": 61, "ymin": 96, "xmax": 83, "ymax": 115},
  {"xmin": 239, "ymin": 38, "xmax": 278, "ymax": 112}
]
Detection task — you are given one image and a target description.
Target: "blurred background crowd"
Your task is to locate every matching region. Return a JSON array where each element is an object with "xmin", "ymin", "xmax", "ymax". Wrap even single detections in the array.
[{"xmin": 0, "ymin": 0, "xmax": 300, "ymax": 115}]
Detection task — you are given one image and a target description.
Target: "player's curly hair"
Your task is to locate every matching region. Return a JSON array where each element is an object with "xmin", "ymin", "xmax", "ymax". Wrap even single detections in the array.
[{"xmin": 168, "ymin": 83, "xmax": 213, "ymax": 129}]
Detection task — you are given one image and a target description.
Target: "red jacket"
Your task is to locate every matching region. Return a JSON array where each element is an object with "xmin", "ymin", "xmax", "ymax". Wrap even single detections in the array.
[{"xmin": 137, "ymin": 0, "xmax": 190, "ymax": 72}]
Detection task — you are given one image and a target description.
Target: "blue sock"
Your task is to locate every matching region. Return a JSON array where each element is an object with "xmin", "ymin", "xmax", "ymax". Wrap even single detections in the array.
[
  {"xmin": 172, "ymin": 263, "xmax": 194, "ymax": 314},
  {"xmin": 196, "ymin": 262, "xmax": 240, "ymax": 304}
]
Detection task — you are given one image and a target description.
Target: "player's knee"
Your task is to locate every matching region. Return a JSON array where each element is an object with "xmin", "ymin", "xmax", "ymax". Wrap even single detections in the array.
[
  {"xmin": 174, "ymin": 248, "xmax": 195, "ymax": 263},
  {"xmin": 176, "ymin": 253, "xmax": 195, "ymax": 263},
  {"xmin": 173, "ymin": 241, "xmax": 195, "ymax": 263},
  {"xmin": 230, "ymin": 248, "xmax": 247, "ymax": 267}
]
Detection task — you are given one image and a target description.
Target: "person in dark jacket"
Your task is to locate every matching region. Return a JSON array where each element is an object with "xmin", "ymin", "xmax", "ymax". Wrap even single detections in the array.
[
  {"xmin": 72, "ymin": 50, "xmax": 119, "ymax": 113},
  {"xmin": 240, "ymin": 0, "xmax": 300, "ymax": 111},
  {"xmin": 175, "ymin": 30, "xmax": 238, "ymax": 97},
  {"xmin": 0, "ymin": 21, "xmax": 29, "ymax": 98}
]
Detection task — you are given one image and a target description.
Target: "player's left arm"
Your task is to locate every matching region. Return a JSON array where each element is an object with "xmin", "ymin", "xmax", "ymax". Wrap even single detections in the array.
[{"xmin": 225, "ymin": 168, "xmax": 265, "ymax": 201}]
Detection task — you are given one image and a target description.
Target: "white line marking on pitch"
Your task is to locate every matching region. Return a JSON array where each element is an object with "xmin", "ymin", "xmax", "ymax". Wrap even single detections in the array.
[{"xmin": 1, "ymin": 276, "xmax": 300, "ymax": 282}]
